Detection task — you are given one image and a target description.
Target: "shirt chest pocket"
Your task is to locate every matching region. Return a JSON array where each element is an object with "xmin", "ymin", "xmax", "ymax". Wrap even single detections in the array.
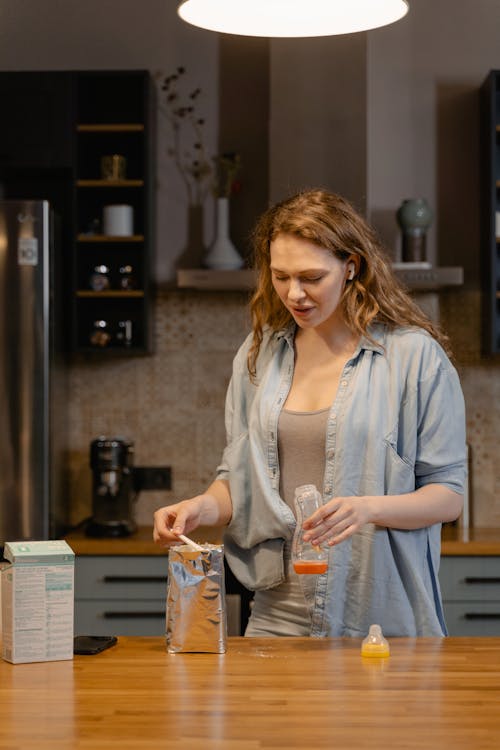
[{"xmin": 384, "ymin": 438, "xmax": 415, "ymax": 494}]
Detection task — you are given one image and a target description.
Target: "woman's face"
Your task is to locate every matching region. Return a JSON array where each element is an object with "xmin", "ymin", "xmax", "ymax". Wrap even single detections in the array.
[{"xmin": 270, "ymin": 233, "xmax": 353, "ymax": 331}]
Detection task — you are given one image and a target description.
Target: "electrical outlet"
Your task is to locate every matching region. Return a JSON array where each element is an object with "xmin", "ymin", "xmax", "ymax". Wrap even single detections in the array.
[{"xmin": 133, "ymin": 466, "xmax": 172, "ymax": 492}]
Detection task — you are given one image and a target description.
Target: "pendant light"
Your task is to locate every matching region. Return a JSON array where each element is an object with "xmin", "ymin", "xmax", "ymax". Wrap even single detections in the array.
[{"xmin": 177, "ymin": 1, "xmax": 409, "ymax": 38}]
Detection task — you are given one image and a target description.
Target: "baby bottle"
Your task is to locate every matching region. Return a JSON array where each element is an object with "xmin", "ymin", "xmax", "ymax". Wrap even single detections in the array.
[{"xmin": 292, "ymin": 484, "xmax": 329, "ymax": 575}]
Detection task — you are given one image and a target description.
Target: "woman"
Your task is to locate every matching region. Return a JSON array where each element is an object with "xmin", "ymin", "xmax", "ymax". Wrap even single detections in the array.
[{"xmin": 154, "ymin": 189, "xmax": 466, "ymax": 638}]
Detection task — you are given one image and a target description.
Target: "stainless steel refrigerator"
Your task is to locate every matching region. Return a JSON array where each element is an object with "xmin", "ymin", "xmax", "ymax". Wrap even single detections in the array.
[{"xmin": 0, "ymin": 200, "xmax": 68, "ymax": 553}]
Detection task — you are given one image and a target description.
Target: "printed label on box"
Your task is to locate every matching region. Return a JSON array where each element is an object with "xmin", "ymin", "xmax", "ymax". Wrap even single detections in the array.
[{"xmin": 1, "ymin": 540, "xmax": 75, "ymax": 664}]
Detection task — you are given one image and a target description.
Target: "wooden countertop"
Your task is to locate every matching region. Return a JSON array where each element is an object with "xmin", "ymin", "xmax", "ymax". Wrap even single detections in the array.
[
  {"xmin": 441, "ymin": 526, "xmax": 500, "ymax": 555},
  {"xmin": 66, "ymin": 525, "xmax": 500, "ymax": 557},
  {"xmin": 1, "ymin": 636, "xmax": 500, "ymax": 749},
  {"xmin": 65, "ymin": 525, "xmax": 223, "ymax": 555}
]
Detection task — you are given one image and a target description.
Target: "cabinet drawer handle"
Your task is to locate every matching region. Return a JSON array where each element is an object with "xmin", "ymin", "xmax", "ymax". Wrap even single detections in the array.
[
  {"xmin": 102, "ymin": 576, "xmax": 166, "ymax": 583},
  {"xmin": 464, "ymin": 613, "xmax": 500, "ymax": 620},
  {"xmin": 103, "ymin": 611, "xmax": 165, "ymax": 619},
  {"xmin": 464, "ymin": 577, "xmax": 500, "ymax": 585}
]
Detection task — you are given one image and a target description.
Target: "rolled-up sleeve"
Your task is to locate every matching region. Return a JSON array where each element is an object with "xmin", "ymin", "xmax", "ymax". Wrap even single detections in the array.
[{"xmin": 414, "ymin": 358, "xmax": 466, "ymax": 494}]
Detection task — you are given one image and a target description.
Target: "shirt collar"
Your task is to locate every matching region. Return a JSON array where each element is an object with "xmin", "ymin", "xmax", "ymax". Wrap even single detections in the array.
[
  {"xmin": 275, "ymin": 322, "xmax": 386, "ymax": 355},
  {"xmin": 359, "ymin": 322, "xmax": 386, "ymax": 355}
]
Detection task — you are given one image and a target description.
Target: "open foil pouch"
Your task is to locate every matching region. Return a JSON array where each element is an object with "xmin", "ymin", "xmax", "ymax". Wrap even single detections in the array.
[{"xmin": 166, "ymin": 544, "xmax": 227, "ymax": 653}]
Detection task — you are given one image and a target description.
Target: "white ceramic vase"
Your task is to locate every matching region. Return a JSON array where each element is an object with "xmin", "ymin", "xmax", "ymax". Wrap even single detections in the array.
[{"xmin": 204, "ymin": 197, "xmax": 243, "ymax": 270}]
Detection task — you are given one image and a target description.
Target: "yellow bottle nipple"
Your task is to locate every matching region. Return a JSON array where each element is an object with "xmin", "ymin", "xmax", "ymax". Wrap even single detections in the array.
[{"xmin": 361, "ymin": 624, "xmax": 390, "ymax": 658}]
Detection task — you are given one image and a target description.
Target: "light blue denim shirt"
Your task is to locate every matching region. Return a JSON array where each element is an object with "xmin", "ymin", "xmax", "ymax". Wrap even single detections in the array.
[{"xmin": 217, "ymin": 323, "xmax": 466, "ymax": 637}]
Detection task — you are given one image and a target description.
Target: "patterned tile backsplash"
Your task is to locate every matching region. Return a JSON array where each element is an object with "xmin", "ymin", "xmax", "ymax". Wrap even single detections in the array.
[
  {"xmin": 67, "ymin": 287, "xmax": 500, "ymax": 531},
  {"xmin": 68, "ymin": 290, "xmax": 251, "ymax": 529}
]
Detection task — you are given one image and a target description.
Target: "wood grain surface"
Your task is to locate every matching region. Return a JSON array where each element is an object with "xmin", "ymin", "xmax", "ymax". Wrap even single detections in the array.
[
  {"xmin": 65, "ymin": 525, "xmax": 223, "ymax": 556},
  {"xmin": 65, "ymin": 525, "xmax": 500, "ymax": 557},
  {"xmin": 1, "ymin": 636, "xmax": 500, "ymax": 749},
  {"xmin": 441, "ymin": 526, "xmax": 500, "ymax": 556}
]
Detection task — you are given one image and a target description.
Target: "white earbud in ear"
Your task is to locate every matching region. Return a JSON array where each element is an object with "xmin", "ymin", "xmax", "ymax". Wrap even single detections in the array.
[{"xmin": 347, "ymin": 263, "xmax": 355, "ymax": 281}]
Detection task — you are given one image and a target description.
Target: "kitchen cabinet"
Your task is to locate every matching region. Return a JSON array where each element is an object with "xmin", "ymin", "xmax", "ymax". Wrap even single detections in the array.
[
  {"xmin": 74, "ymin": 555, "xmax": 244, "ymax": 637},
  {"xmin": 480, "ymin": 70, "xmax": 500, "ymax": 355},
  {"xmin": 440, "ymin": 556, "xmax": 500, "ymax": 636},
  {"xmin": 0, "ymin": 72, "xmax": 73, "ymax": 169},
  {"xmin": 0, "ymin": 69, "xmax": 154, "ymax": 355},
  {"xmin": 74, "ymin": 556, "xmax": 168, "ymax": 637}
]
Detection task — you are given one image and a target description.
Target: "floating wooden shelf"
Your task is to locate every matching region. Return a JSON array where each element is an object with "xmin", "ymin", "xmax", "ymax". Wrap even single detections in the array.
[
  {"xmin": 76, "ymin": 179, "xmax": 144, "ymax": 187},
  {"xmin": 76, "ymin": 290, "xmax": 144, "ymax": 298},
  {"xmin": 392, "ymin": 265, "xmax": 464, "ymax": 290},
  {"xmin": 77, "ymin": 234, "xmax": 144, "ymax": 242},
  {"xmin": 74, "ymin": 346, "xmax": 147, "ymax": 355},
  {"xmin": 77, "ymin": 123, "xmax": 144, "ymax": 132},
  {"xmin": 176, "ymin": 266, "xmax": 464, "ymax": 293},
  {"xmin": 177, "ymin": 268, "xmax": 256, "ymax": 291}
]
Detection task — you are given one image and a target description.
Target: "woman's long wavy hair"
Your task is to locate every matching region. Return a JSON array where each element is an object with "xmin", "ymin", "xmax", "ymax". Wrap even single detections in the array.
[{"xmin": 247, "ymin": 188, "xmax": 450, "ymax": 379}]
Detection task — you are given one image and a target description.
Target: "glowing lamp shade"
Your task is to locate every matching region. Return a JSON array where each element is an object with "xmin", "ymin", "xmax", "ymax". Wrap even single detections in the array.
[{"xmin": 177, "ymin": 1, "xmax": 409, "ymax": 38}]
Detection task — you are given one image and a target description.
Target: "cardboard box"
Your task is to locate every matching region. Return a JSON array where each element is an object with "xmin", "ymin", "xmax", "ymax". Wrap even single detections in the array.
[{"xmin": 1, "ymin": 540, "xmax": 74, "ymax": 664}]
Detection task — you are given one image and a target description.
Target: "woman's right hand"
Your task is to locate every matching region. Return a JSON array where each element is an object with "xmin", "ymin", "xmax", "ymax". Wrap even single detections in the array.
[
  {"xmin": 153, "ymin": 496, "xmax": 205, "ymax": 547},
  {"xmin": 153, "ymin": 479, "xmax": 233, "ymax": 547}
]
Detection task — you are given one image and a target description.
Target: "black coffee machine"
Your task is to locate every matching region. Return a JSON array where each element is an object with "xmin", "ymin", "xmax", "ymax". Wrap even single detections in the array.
[{"xmin": 86, "ymin": 436, "xmax": 137, "ymax": 537}]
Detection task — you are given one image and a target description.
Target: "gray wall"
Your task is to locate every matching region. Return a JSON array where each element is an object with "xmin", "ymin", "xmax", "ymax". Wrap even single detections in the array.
[
  {"xmin": 1, "ymin": 2, "xmax": 500, "ymax": 526},
  {"xmin": 269, "ymin": 33, "xmax": 367, "ymax": 212},
  {"xmin": 0, "ymin": 0, "xmax": 219, "ymax": 284},
  {"xmin": 367, "ymin": 0, "xmax": 500, "ymax": 284},
  {"xmin": 2, "ymin": 1, "xmax": 500, "ymax": 286}
]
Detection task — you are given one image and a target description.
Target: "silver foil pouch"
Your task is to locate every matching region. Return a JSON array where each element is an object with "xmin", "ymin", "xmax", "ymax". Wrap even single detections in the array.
[{"xmin": 166, "ymin": 544, "xmax": 227, "ymax": 653}]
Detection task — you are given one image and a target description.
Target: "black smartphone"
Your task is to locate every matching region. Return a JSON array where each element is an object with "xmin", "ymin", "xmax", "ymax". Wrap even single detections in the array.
[{"xmin": 74, "ymin": 635, "xmax": 118, "ymax": 655}]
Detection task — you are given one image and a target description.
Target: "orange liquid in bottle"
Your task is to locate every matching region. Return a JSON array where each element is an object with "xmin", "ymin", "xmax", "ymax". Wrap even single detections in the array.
[{"xmin": 293, "ymin": 560, "xmax": 328, "ymax": 575}]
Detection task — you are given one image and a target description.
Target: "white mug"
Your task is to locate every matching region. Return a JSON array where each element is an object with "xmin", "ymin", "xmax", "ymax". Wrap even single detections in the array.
[{"xmin": 103, "ymin": 204, "xmax": 134, "ymax": 236}]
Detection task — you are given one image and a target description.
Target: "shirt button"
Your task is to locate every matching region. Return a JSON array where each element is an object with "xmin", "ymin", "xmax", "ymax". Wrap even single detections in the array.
[{"xmin": 341, "ymin": 379, "xmax": 348, "ymax": 387}]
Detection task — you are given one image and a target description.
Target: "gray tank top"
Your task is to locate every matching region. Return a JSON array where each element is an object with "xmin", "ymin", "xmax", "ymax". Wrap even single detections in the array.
[
  {"xmin": 277, "ymin": 407, "xmax": 330, "ymax": 514},
  {"xmin": 246, "ymin": 407, "xmax": 330, "ymax": 637}
]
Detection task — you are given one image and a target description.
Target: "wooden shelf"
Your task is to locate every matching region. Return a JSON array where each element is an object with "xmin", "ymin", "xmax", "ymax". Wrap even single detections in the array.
[
  {"xmin": 176, "ymin": 266, "xmax": 463, "ymax": 293},
  {"xmin": 392, "ymin": 265, "xmax": 464, "ymax": 290},
  {"xmin": 76, "ymin": 290, "xmax": 144, "ymax": 298},
  {"xmin": 77, "ymin": 123, "xmax": 144, "ymax": 132},
  {"xmin": 77, "ymin": 234, "xmax": 144, "ymax": 242},
  {"xmin": 73, "ymin": 346, "xmax": 148, "ymax": 355},
  {"xmin": 76, "ymin": 179, "xmax": 144, "ymax": 188},
  {"xmin": 177, "ymin": 268, "xmax": 256, "ymax": 290}
]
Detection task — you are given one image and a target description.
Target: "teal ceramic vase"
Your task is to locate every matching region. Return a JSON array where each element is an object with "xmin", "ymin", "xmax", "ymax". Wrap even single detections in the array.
[{"xmin": 396, "ymin": 198, "xmax": 433, "ymax": 262}]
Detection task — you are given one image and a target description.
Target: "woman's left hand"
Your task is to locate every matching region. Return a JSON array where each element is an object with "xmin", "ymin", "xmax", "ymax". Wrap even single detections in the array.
[
  {"xmin": 302, "ymin": 495, "xmax": 375, "ymax": 547},
  {"xmin": 302, "ymin": 485, "xmax": 463, "ymax": 545}
]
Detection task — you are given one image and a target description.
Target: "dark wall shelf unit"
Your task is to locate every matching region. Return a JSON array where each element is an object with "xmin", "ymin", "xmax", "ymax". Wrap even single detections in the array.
[
  {"xmin": 73, "ymin": 70, "xmax": 154, "ymax": 354},
  {"xmin": 0, "ymin": 69, "xmax": 155, "ymax": 356},
  {"xmin": 480, "ymin": 70, "xmax": 500, "ymax": 355}
]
